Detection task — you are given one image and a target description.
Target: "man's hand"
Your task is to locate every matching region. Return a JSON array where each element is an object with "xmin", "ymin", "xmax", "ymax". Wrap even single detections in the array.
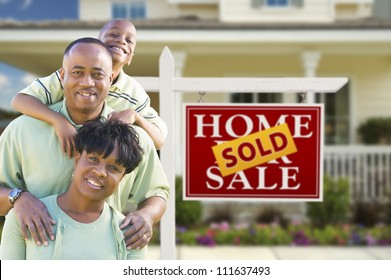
[
  {"xmin": 13, "ymin": 191, "xmax": 56, "ymax": 246},
  {"xmin": 120, "ymin": 197, "xmax": 166, "ymax": 250},
  {"xmin": 120, "ymin": 211, "xmax": 153, "ymax": 250},
  {"xmin": 108, "ymin": 109, "xmax": 137, "ymax": 125}
]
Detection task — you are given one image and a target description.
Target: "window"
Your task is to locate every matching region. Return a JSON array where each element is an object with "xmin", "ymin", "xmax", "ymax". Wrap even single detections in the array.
[
  {"xmin": 231, "ymin": 92, "xmax": 283, "ymax": 103},
  {"xmin": 231, "ymin": 85, "xmax": 351, "ymax": 145},
  {"xmin": 112, "ymin": 2, "xmax": 127, "ymax": 18},
  {"xmin": 130, "ymin": 0, "xmax": 146, "ymax": 19},
  {"xmin": 111, "ymin": 0, "xmax": 146, "ymax": 19},
  {"xmin": 266, "ymin": 0, "xmax": 289, "ymax": 7},
  {"xmin": 252, "ymin": 0, "xmax": 303, "ymax": 8},
  {"xmin": 317, "ymin": 84, "xmax": 350, "ymax": 145}
]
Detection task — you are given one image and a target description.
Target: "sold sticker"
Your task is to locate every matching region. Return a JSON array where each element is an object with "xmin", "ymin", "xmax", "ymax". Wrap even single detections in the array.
[{"xmin": 212, "ymin": 123, "xmax": 297, "ymax": 176}]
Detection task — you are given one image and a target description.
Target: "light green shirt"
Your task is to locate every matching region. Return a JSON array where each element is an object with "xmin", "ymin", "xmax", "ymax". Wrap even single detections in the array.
[
  {"xmin": 20, "ymin": 69, "xmax": 168, "ymax": 138},
  {"xmin": 0, "ymin": 100, "xmax": 170, "ymax": 211},
  {"xmin": 0, "ymin": 195, "xmax": 146, "ymax": 260}
]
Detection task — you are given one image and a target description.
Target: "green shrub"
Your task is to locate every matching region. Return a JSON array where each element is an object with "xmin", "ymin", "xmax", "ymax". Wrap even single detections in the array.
[
  {"xmin": 175, "ymin": 176, "xmax": 202, "ymax": 227},
  {"xmin": 177, "ymin": 230, "xmax": 199, "ymax": 245},
  {"xmin": 306, "ymin": 176, "xmax": 350, "ymax": 228},
  {"xmin": 352, "ymin": 199, "xmax": 386, "ymax": 227},
  {"xmin": 205, "ymin": 205, "xmax": 234, "ymax": 224},
  {"xmin": 256, "ymin": 206, "xmax": 289, "ymax": 229},
  {"xmin": 357, "ymin": 116, "xmax": 391, "ymax": 144}
]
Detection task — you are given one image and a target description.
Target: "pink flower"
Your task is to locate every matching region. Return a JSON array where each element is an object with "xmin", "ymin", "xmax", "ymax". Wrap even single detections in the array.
[{"xmin": 219, "ymin": 221, "xmax": 230, "ymax": 231}]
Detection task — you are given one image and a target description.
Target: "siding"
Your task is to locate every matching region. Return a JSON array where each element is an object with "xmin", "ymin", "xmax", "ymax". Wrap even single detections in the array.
[
  {"xmin": 220, "ymin": 0, "xmax": 333, "ymax": 23},
  {"xmin": 79, "ymin": 0, "xmax": 219, "ymax": 21},
  {"xmin": 147, "ymin": 0, "xmax": 180, "ymax": 19},
  {"xmin": 335, "ymin": 2, "xmax": 373, "ymax": 19},
  {"xmin": 148, "ymin": 0, "xmax": 218, "ymax": 19},
  {"xmin": 355, "ymin": 57, "xmax": 391, "ymax": 124},
  {"xmin": 79, "ymin": 0, "xmax": 111, "ymax": 20}
]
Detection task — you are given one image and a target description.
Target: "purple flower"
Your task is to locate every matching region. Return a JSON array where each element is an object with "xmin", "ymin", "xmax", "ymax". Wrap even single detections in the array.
[
  {"xmin": 350, "ymin": 232, "xmax": 362, "ymax": 245},
  {"xmin": 249, "ymin": 227, "xmax": 256, "ymax": 236},
  {"xmin": 196, "ymin": 235, "xmax": 216, "ymax": 247},
  {"xmin": 292, "ymin": 231, "xmax": 311, "ymax": 246},
  {"xmin": 365, "ymin": 234, "xmax": 376, "ymax": 246},
  {"xmin": 378, "ymin": 238, "xmax": 391, "ymax": 245},
  {"xmin": 176, "ymin": 226, "xmax": 187, "ymax": 233}
]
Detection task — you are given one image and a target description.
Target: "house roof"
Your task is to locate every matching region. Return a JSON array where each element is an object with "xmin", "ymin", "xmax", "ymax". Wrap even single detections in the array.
[
  {"xmin": 1, "ymin": 17, "xmax": 391, "ymax": 30},
  {"xmin": 1, "ymin": 17, "xmax": 391, "ymax": 77}
]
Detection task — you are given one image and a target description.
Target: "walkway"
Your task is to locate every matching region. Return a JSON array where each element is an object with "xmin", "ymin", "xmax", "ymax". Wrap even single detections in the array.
[{"xmin": 147, "ymin": 245, "xmax": 391, "ymax": 260}]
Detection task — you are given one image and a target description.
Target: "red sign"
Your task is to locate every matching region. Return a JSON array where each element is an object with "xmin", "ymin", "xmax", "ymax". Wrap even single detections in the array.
[{"xmin": 184, "ymin": 104, "xmax": 324, "ymax": 201}]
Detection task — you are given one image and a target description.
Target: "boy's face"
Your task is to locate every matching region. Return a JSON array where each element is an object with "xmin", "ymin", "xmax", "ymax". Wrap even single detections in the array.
[
  {"xmin": 73, "ymin": 146, "xmax": 126, "ymax": 202},
  {"xmin": 99, "ymin": 19, "xmax": 136, "ymax": 68},
  {"xmin": 60, "ymin": 43, "xmax": 113, "ymax": 117}
]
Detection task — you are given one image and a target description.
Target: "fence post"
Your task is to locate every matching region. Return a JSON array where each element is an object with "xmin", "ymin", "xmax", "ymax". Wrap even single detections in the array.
[{"xmin": 158, "ymin": 47, "xmax": 176, "ymax": 259}]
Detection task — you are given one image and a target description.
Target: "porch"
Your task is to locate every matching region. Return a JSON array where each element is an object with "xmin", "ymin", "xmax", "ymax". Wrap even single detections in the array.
[{"xmin": 324, "ymin": 145, "xmax": 391, "ymax": 203}]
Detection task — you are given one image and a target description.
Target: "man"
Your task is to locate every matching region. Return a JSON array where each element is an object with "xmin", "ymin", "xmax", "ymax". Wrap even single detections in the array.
[
  {"xmin": 11, "ymin": 19, "xmax": 167, "ymax": 154},
  {"xmin": 0, "ymin": 37, "xmax": 170, "ymax": 251}
]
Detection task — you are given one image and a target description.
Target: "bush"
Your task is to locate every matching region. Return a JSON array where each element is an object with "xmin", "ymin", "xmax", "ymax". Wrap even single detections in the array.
[
  {"xmin": 357, "ymin": 117, "xmax": 391, "ymax": 144},
  {"xmin": 306, "ymin": 176, "xmax": 350, "ymax": 228},
  {"xmin": 175, "ymin": 176, "xmax": 202, "ymax": 227},
  {"xmin": 352, "ymin": 199, "xmax": 386, "ymax": 227},
  {"xmin": 204, "ymin": 205, "xmax": 234, "ymax": 224},
  {"xmin": 256, "ymin": 206, "xmax": 289, "ymax": 229}
]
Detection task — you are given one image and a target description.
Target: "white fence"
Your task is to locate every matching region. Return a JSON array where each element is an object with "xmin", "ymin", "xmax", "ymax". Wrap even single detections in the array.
[
  {"xmin": 324, "ymin": 145, "xmax": 391, "ymax": 202},
  {"xmin": 135, "ymin": 47, "xmax": 348, "ymax": 259}
]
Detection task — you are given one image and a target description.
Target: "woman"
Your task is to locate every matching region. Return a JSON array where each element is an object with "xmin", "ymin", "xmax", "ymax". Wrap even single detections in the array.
[{"xmin": 0, "ymin": 119, "xmax": 144, "ymax": 259}]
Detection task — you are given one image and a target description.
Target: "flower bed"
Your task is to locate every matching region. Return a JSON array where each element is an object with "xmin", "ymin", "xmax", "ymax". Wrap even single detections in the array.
[{"xmin": 152, "ymin": 222, "xmax": 391, "ymax": 247}]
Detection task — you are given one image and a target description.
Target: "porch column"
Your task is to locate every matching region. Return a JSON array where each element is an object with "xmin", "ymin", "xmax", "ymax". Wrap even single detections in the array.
[
  {"xmin": 301, "ymin": 51, "xmax": 321, "ymax": 103},
  {"xmin": 172, "ymin": 51, "xmax": 187, "ymax": 174}
]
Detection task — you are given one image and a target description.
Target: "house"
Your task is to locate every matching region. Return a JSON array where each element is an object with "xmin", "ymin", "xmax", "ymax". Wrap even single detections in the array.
[{"xmin": 1, "ymin": 0, "xmax": 391, "ymax": 223}]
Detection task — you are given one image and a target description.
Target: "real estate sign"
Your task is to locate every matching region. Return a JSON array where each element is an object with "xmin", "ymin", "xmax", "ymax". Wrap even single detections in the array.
[{"xmin": 184, "ymin": 104, "xmax": 324, "ymax": 201}]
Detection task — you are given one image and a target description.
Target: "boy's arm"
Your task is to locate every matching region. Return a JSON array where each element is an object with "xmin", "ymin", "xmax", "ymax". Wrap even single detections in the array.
[
  {"xmin": 134, "ymin": 113, "xmax": 165, "ymax": 150},
  {"xmin": 11, "ymin": 93, "xmax": 76, "ymax": 157}
]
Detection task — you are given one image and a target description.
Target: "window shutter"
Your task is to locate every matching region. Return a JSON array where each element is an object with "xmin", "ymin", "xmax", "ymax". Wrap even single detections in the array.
[
  {"xmin": 291, "ymin": 0, "xmax": 304, "ymax": 8},
  {"xmin": 251, "ymin": 0, "xmax": 265, "ymax": 8}
]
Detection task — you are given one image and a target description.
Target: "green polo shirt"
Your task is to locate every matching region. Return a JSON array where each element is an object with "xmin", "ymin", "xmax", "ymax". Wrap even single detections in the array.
[
  {"xmin": 20, "ymin": 69, "xmax": 168, "ymax": 138},
  {"xmin": 0, "ymin": 100, "xmax": 170, "ymax": 211},
  {"xmin": 0, "ymin": 195, "xmax": 147, "ymax": 260}
]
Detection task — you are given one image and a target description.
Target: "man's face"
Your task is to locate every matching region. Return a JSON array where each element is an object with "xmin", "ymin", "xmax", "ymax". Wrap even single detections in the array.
[
  {"xmin": 99, "ymin": 19, "xmax": 136, "ymax": 68},
  {"xmin": 60, "ymin": 43, "xmax": 113, "ymax": 117}
]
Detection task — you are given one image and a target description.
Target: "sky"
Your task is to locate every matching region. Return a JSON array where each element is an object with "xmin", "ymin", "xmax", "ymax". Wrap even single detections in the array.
[
  {"xmin": 0, "ymin": 0, "xmax": 78, "ymax": 110},
  {"xmin": 0, "ymin": 64, "xmax": 37, "ymax": 110},
  {"xmin": 0, "ymin": 0, "xmax": 78, "ymax": 21}
]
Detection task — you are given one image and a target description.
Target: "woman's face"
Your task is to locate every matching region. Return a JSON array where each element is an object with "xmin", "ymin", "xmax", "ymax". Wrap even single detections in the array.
[{"xmin": 73, "ymin": 146, "xmax": 125, "ymax": 202}]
